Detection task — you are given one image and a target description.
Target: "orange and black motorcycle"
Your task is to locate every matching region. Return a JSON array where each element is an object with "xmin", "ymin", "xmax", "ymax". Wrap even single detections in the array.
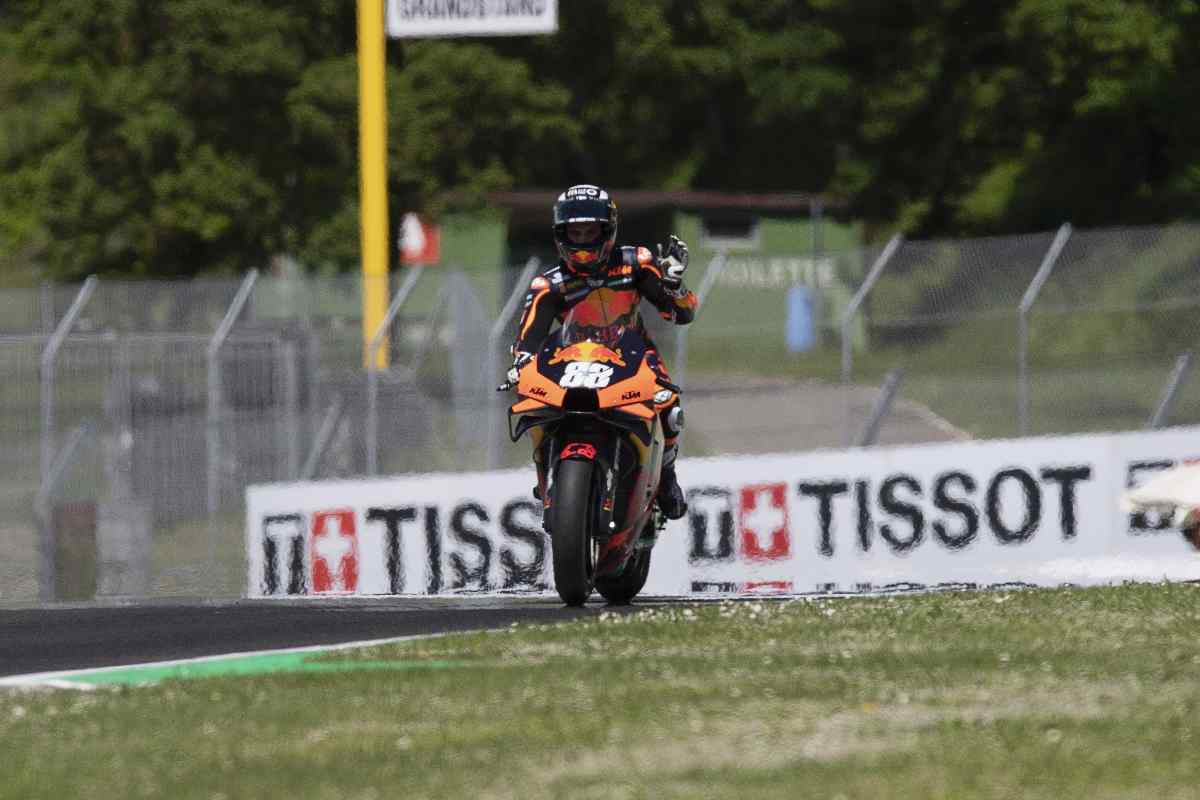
[{"xmin": 501, "ymin": 304, "xmax": 677, "ymax": 606}]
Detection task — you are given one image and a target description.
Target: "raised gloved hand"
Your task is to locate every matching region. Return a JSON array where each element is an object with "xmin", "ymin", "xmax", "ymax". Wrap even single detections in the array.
[
  {"xmin": 504, "ymin": 351, "xmax": 534, "ymax": 388},
  {"xmin": 657, "ymin": 235, "xmax": 689, "ymax": 288}
]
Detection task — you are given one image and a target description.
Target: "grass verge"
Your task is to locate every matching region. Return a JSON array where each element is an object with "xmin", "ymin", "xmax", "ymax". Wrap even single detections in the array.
[{"xmin": 4, "ymin": 583, "xmax": 1200, "ymax": 799}]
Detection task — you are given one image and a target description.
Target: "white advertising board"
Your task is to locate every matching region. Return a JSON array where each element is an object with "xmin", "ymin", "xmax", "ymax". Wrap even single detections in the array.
[
  {"xmin": 386, "ymin": 0, "xmax": 557, "ymax": 38},
  {"xmin": 245, "ymin": 427, "xmax": 1200, "ymax": 598}
]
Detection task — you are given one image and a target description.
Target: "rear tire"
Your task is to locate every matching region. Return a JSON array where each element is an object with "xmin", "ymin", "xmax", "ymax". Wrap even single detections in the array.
[{"xmin": 549, "ymin": 459, "xmax": 596, "ymax": 606}]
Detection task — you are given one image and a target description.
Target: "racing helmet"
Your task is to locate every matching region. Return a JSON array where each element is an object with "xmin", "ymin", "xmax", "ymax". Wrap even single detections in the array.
[{"xmin": 553, "ymin": 185, "xmax": 618, "ymax": 275}]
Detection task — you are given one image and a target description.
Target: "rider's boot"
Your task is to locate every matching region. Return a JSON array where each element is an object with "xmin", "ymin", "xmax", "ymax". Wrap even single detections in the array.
[
  {"xmin": 531, "ymin": 430, "xmax": 546, "ymax": 500},
  {"xmin": 656, "ymin": 444, "xmax": 687, "ymax": 520}
]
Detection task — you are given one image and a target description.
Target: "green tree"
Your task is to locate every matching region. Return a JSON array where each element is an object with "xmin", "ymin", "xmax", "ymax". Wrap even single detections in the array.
[
  {"xmin": 0, "ymin": 0, "xmax": 579, "ymax": 278},
  {"xmin": 987, "ymin": 0, "xmax": 1200, "ymax": 230},
  {"xmin": 6, "ymin": 0, "xmax": 1200, "ymax": 281}
]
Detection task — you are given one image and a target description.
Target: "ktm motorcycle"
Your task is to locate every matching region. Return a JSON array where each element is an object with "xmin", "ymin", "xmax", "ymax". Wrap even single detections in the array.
[{"xmin": 502, "ymin": 304, "xmax": 677, "ymax": 606}]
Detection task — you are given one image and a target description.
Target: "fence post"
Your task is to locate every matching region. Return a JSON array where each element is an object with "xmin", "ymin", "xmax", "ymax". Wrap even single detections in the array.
[
  {"xmin": 1018, "ymin": 223, "xmax": 1072, "ymax": 437},
  {"xmin": 485, "ymin": 257, "xmax": 541, "ymax": 470},
  {"xmin": 110, "ymin": 335, "xmax": 135, "ymax": 503},
  {"xmin": 35, "ymin": 421, "xmax": 94, "ymax": 601},
  {"xmin": 810, "ymin": 197, "xmax": 824, "ymax": 258},
  {"xmin": 281, "ymin": 339, "xmax": 301, "ymax": 480},
  {"xmin": 672, "ymin": 250, "xmax": 729, "ymax": 396},
  {"xmin": 41, "ymin": 276, "xmax": 98, "ymax": 487},
  {"xmin": 670, "ymin": 251, "xmax": 730, "ymax": 456},
  {"xmin": 840, "ymin": 235, "xmax": 903, "ymax": 386},
  {"xmin": 1149, "ymin": 352, "xmax": 1194, "ymax": 429},
  {"xmin": 206, "ymin": 270, "xmax": 259, "ymax": 517},
  {"xmin": 303, "ymin": 396, "xmax": 346, "ymax": 480},
  {"xmin": 855, "ymin": 368, "xmax": 905, "ymax": 447},
  {"xmin": 365, "ymin": 265, "xmax": 426, "ymax": 476}
]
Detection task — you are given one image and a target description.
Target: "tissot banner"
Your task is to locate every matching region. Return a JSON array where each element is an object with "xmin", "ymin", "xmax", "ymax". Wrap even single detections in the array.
[
  {"xmin": 245, "ymin": 427, "xmax": 1200, "ymax": 597},
  {"xmin": 386, "ymin": 0, "xmax": 557, "ymax": 38}
]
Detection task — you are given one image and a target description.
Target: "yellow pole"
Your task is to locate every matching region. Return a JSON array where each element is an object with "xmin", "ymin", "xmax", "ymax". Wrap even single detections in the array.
[{"xmin": 358, "ymin": 0, "xmax": 389, "ymax": 368}]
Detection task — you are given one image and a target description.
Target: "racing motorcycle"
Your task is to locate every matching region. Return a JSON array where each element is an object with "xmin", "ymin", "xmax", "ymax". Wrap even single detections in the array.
[{"xmin": 501, "ymin": 303, "xmax": 676, "ymax": 606}]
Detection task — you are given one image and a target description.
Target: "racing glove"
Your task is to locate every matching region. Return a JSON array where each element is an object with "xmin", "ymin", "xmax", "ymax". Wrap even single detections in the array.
[
  {"xmin": 506, "ymin": 351, "xmax": 534, "ymax": 386},
  {"xmin": 657, "ymin": 235, "xmax": 689, "ymax": 289}
]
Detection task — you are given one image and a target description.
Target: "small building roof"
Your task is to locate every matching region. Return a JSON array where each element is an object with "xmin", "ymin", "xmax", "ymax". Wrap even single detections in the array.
[{"xmin": 485, "ymin": 189, "xmax": 842, "ymax": 217}]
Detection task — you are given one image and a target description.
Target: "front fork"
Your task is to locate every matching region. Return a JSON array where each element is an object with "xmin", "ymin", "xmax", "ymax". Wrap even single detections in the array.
[{"xmin": 533, "ymin": 427, "xmax": 621, "ymax": 539}]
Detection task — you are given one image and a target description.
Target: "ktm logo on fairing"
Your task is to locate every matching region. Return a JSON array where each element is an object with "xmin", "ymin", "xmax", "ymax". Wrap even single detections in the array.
[
  {"xmin": 621, "ymin": 390, "xmax": 641, "ymax": 400},
  {"xmin": 529, "ymin": 386, "xmax": 547, "ymax": 397},
  {"xmin": 547, "ymin": 342, "xmax": 626, "ymax": 367}
]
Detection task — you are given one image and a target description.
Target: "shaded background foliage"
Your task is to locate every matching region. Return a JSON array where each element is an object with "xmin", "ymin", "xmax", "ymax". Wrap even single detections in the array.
[{"xmin": 2, "ymin": 0, "xmax": 1199, "ymax": 280}]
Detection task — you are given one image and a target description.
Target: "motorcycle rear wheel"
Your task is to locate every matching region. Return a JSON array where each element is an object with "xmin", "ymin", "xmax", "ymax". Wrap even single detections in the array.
[{"xmin": 549, "ymin": 458, "xmax": 596, "ymax": 606}]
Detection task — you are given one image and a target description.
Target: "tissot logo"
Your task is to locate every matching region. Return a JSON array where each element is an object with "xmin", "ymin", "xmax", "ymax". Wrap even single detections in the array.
[
  {"xmin": 796, "ymin": 465, "xmax": 1093, "ymax": 556},
  {"xmin": 256, "ymin": 500, "xmax": 549, "ymax": 596},
  {"xmin": 688, "ymin": 483, "xmax": 791, "ymax": 563},
  {"xmin": 687, "ymin": 465, "xmax": 1094, "ymax": 565}
]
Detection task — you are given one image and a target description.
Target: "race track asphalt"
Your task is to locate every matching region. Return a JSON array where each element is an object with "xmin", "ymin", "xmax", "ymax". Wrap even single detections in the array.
[{"xmin": 0, "ymin": 597, "xmax": 655, "ymax": 678}]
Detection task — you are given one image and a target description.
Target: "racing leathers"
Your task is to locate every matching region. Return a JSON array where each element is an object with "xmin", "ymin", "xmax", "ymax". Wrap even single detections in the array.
[{"xmin": 511, "ymin": 244, "xmax": 698, "ymax": 519}]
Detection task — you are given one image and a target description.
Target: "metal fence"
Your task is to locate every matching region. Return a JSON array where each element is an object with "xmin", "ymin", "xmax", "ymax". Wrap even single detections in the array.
[{"xmin": 3, "ymin": 221, "xmax": 1200, "ymax": 603}]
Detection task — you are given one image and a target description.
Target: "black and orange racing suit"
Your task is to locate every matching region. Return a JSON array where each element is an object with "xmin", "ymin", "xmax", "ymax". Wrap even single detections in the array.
[{"xmin": 512, "ymin": 244, "xmax": 699, "ymax": 478}]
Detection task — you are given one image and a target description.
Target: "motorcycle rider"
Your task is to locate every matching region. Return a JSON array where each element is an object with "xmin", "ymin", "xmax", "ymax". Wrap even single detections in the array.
[{"xmin": 506, "ymin": 184, "xmax": 698, "ymax": 520}]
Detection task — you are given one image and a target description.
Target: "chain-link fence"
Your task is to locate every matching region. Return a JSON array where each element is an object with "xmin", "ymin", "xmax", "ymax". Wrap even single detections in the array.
[{"xmin": 4, "ymin": 222, "xmax": 1200, "ymax": 602}]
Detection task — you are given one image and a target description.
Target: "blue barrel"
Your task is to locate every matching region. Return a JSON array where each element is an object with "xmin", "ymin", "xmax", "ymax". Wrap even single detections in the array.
[{"xmin": 786, "ymin": 285, "xmax": 816, "ymax": 353}]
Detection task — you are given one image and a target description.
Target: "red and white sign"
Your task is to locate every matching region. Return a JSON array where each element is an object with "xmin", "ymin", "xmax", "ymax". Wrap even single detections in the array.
[
  {"xmin": 310, "ymin": 509, "xmax": 359, "ymax": 594},
  {"xmin": 740, "ymin": 484, "xmax": 790, "ymax": 561},
  {"xmin": 400, "ymin": 213, "xmax": 440, "ymax": 265}
]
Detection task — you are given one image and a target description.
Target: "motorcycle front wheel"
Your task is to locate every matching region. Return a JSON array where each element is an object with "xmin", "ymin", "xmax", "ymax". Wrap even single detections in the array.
[
  {"xmin": 549, "ymin": 458, "xmax": 597, "ymax": 606},
  {"xmin": 595, "ymin": 539, "xmax": 652, "ymax": 606}
]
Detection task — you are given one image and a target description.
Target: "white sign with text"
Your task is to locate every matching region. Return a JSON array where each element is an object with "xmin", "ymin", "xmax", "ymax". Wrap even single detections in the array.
[
  {"xmin": 246, "ymin": 426, "xmax": 1200, "ymax": 597},
  {"xmin": 386, "ymin": 0, "xmax": 557, "ymax": 38}
]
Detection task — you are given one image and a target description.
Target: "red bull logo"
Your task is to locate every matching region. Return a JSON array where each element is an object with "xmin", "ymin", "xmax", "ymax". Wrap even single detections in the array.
[{"xmin": 548, "ymin": 342, "xmax": 626, "ymax": 366}]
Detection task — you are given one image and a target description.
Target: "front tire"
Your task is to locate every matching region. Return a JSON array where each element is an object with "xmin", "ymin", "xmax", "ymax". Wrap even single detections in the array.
[
  {"xmin": 549, "ymin": 458, "xmax": 596, "ymax": 606},
  {"xmin": 595, "ymin": 542, "xmax": 652, "ymax": 605}
]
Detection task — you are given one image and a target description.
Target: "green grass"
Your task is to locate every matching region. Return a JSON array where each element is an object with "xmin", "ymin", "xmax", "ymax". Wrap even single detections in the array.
[{"xmin": 6, "ymin": 583, "xmax": 1200, "ymax": 798}]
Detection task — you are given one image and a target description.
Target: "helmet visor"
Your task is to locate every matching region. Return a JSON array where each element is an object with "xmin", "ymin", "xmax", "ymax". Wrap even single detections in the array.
[{"xmin": 553, "ymin": 198, "xmax": 613, "ymax": 226}]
